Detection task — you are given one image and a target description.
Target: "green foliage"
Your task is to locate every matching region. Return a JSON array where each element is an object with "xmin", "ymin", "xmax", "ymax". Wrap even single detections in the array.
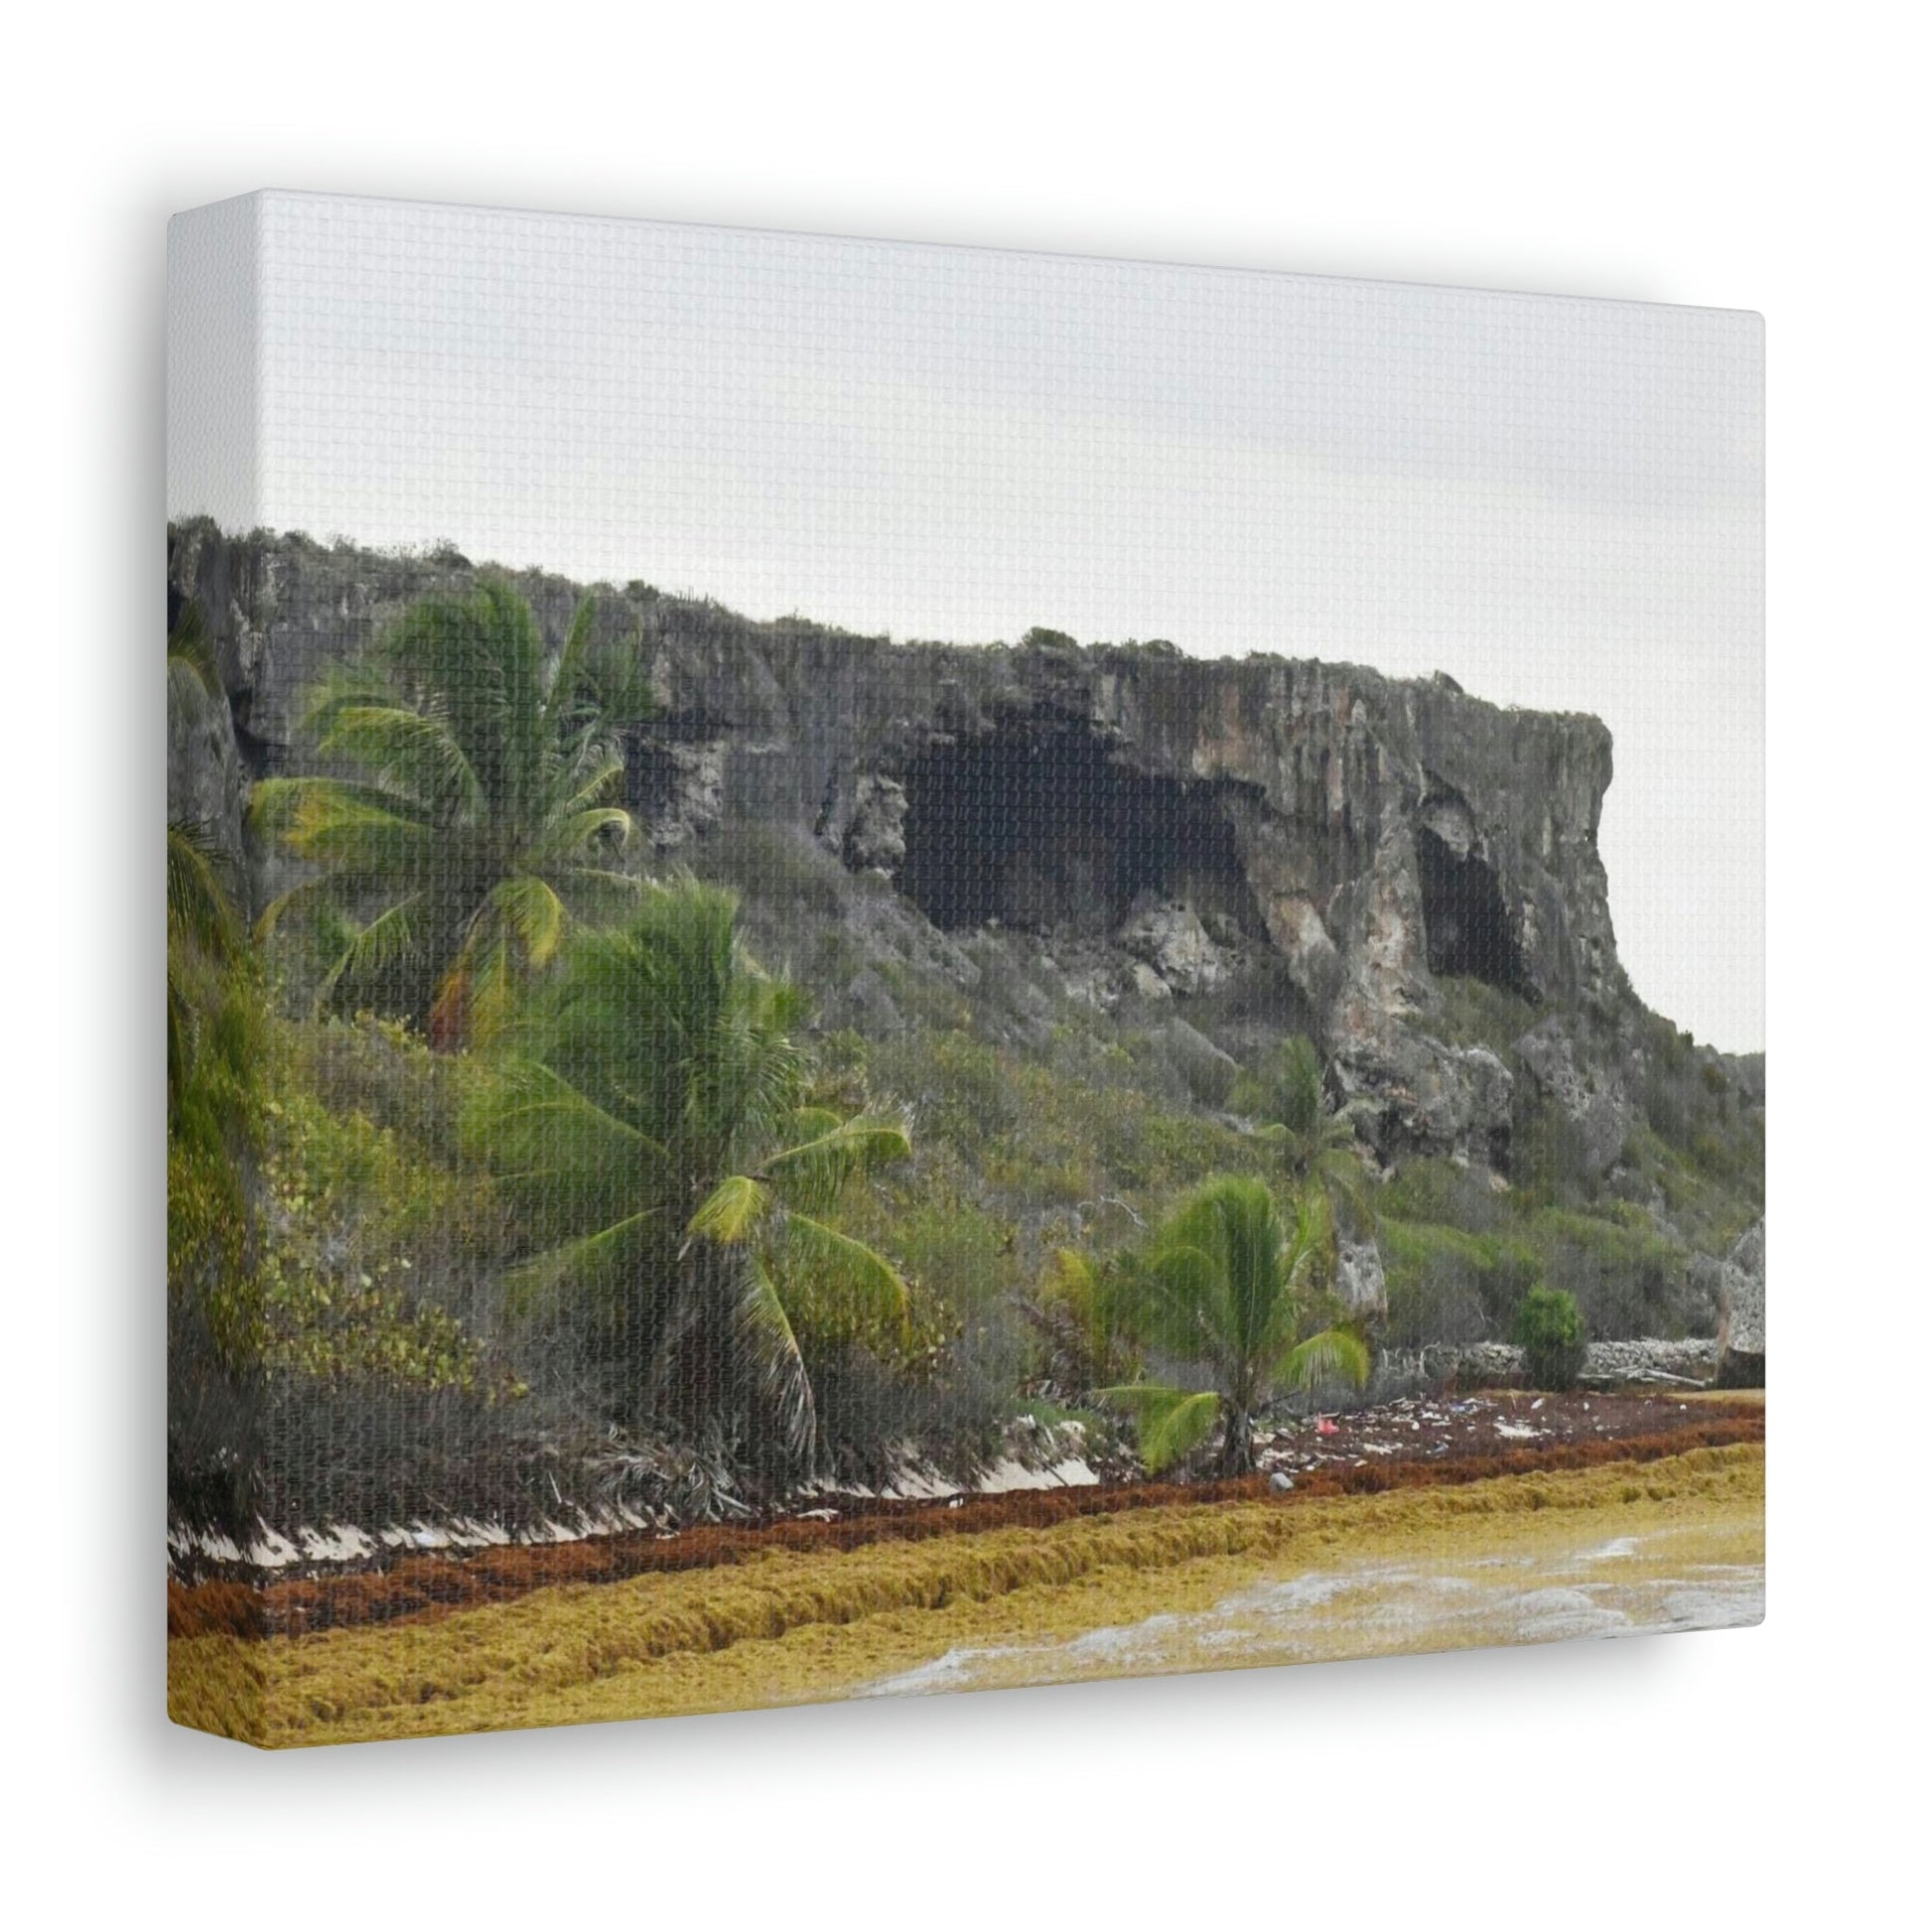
[
  {"xmin": 1513, "ymin": 1285, "xmax": 1587, "ymax": 1390},
  {"xmin": 689, "ymin": 821, "xmax": 856, "ymax": 924},
  {"xmin": 1430, "ymin": 974, "xmax": 1539, "ymax": 1058},
  {"xmin": 255, "ymin": 1028, "xmax": 510, "ymax": 1393},
  {"xmin": 1103, "ymin": 1175, "xmax": 1369, "ymax": 1475},
  {"xmin": 1229, "ymin": 1035, "xmax": 1372, "ymax": 1296},
  {"xmin": 1229, "ymin": 1035, "xmax": 1326, "ymax": 1142},
  {"xmin": 167, "ymin": 792, "xmax": 271, "ymax": 1374},
  {"xmin": 260, "ymin": 1261, "xmax": 498, "ymax": 1392},
  {"xmin": 1519, "ymin": 1205, "xmax": 1685, "ymax": 1338},
  {"xmin": 470, "ymin": 877, "xmax": 911, "ymax": 1460},
  {"xmin": 251, "ymin": 581, "xmax": 648, "ymax": 1045},
  {"xmin": 1379, "ymin": 1218, "xmax": 1542, "ymax": 1349},
  {"xmin": 1021, "ymin": 626, "xmax": 1079, "ymax": 651},
  {"xmin": 1510, "ymin": 1097, "xmax": 1603, "ymax": 1206},
  {"xmin": 1029, "ymin": 1246, "xmax": 1141, "ymax": 1393},
  {"xmin": 1378, "ymin": 1157, "xmax": 1507, "ymax": 1232}
]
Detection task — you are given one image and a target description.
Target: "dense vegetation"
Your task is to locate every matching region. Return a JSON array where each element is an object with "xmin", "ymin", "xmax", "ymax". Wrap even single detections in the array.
[{"xmin": 167, "ymin": 581, "xmax": 1764, "ymax": 1534}]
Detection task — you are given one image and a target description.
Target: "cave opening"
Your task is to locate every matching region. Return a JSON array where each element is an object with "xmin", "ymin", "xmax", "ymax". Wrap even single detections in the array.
[
  {"xmin": 895, "ymin": 720, "xmax": 1265, "ymax": 939},
  {"xmin": 1415, "ymin": 824, "xmax": 1534, "ymax": 998}
]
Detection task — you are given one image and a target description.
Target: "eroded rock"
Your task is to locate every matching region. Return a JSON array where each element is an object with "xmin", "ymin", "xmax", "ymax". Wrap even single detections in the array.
[
  {"xmin": 1514, "ymin": 1015, "xmax": 1635, "ymax": 1178},
  {"xmin": 1119, "ymin": 896, "xmax": 1230, "ymax": 996},
  {"xmin": 169, "ymin": 522, "xmax": 1656, "ymax": 1170},
  {"xmin": 1716, "ymin": 1219, "xmax": 1765, "ymax": 1386}
]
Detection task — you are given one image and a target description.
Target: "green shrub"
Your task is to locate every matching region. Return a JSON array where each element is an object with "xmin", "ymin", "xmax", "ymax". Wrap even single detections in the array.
[
  {"xmin": 1513, "ymin": 1285, "xmax": 1587, "ymax": 1389},
  {"xmin": 1380, "ymin": 1218, "xmax": 1540, "ymax": 1348},
  {"xmin": 1431, "ymin": 975, "xmax": 1538, "ymax": 1058}
]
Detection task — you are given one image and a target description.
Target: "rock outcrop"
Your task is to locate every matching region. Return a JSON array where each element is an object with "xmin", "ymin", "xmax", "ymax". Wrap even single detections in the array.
[
  {"xmin": 1716, "ymin": 1220, "xmax": 1766, "ymax": 1386},
  {"xmin": 165, "ymin": 521, "xmax": 1730, "ymax": 1191}
]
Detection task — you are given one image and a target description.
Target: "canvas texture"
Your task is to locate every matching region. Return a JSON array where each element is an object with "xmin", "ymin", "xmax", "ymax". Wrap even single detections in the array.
[{"xmin": 165, "ymin": 193, "xmax": 1765, "ymax": 1746}]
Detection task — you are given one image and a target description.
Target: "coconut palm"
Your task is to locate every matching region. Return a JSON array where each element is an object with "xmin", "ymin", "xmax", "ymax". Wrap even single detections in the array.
[
  {"xmin": 471, "ymin": 878, "xmax": 911, "ymax": 1459},
  {"xmin": 167, "ymin": 605, "xmax": 269, "ymax": 1368},
  {"xmin": 250, "ymin": 580, "xmax": 649, "ymax": 1046},
  {"xmin": 166, "ymin": 604, "xmax": 258, "ymax": 1145},
  {"xmin": 167, "ymin": 819, "xmax": 247, "ymax": 1133},
  {"xmin": 1028, "ymin": 1246, "xmax": 1139, "ymax": 1395},
  {"xmin": 1237, "ymin": 1035, "xmax": 1363, "ymax": 1186},
  {"xmin": 167, "ymin": 600, "xmax": 221, "ymax": 716},
  {"xmin": 1103, "ymin": 1174, "xmax": 1370, "ymax": 1476},
  {"xmin": 1236, "ymin": 1035, "xmax": 1376, "ymax": 1284}
]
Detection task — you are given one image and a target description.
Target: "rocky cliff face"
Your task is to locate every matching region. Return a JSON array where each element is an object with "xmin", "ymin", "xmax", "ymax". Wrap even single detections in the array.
[{"xmin": 167, "ymin": 521, "xmax": 1732, "ymax": 1183}]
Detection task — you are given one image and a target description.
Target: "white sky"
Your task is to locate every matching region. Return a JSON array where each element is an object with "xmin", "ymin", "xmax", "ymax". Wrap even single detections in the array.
[{"xmin": 179, "ymin": 191, "xmax": 1765, "ymax": 1050}]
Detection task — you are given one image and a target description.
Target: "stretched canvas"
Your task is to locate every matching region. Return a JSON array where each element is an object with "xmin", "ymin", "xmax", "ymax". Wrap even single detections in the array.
[{"xmin": 166, "ymin": 192, "xmax": 1765, "ymax": 1746}]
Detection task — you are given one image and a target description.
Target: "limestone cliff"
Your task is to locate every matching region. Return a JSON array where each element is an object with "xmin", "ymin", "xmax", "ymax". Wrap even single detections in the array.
[{"xmin": 167, "ymin": 520, "xmax": 1747, "ymax": 1186}]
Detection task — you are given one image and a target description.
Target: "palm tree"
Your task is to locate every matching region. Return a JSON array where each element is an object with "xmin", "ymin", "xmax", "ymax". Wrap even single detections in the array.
[
  {"xmin": 166, "ymin": 603, "xmax": 258, "ymax": 1148},
  {"xmin": 1236, "ymin": 1035, "xmax": 1375, "ymax": 1287},
  {"xmin": 470, "ymin": 878, "xmax": 911, "ymax": 1460},
  {"xmin": 167, "ymin": 606, "xmax": 267, "ymax": 1366},
  {"xmin": 250, "ymin": 580, "xmax": 649, "ymax": 1046},
  {"xmin": 167, "ymin": 819, "xmax": 247, "ymax": 1134},
  {"xmin": 166, "ymin": 599, "xmax": 221, "ymax": 717},
  {"xmin": 1103, "ymin": 1174, "xmax": 1370, "ymax": 1476},
  {"xmin": 1028, "ymin": 1246, "xmax": 1139, "ymax": 1395}
]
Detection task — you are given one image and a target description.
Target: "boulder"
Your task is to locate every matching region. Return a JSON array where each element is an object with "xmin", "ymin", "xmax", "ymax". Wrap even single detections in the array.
[
  {"xmin": 1119, "ymin": 897, "xmax": 1229, "ymax": 996},
  {"xmin": 1151, "ymin": 1019, "xmax": 1242, "ymax": 1107}
]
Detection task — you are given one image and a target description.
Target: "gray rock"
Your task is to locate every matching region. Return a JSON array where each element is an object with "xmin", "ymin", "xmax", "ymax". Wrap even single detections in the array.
[
  {"xmin": 1331, "ymin": 1027, "xmax": 1514, "ymax": 1171},
  {"xmin": 1514, "ymin": 1015, "xmax": 1635, "ymax": 1177},
  {"xmin": 643, "ymin": 741, "xmax": 726, "ymax": 849},
  {"xmin": 1716, "ymin": 1219, "xmax": 1765, "ymax": 1386},
  {"xmin": 841, "ymin": 772, "xmax": 907, "ymax": 873},
  {"xmin": 167, "ymin": 522, "xmax": 1739, "ymax": 1174},
  {"xmin": 1334, "ymin": 1233, "xmax": 1388, "ymax": 1317},
  {"xmin": 1151, "ymin": 1019, "xmax": 1242, "ymax": 1107},
  {"xmin": 1400, "ymin": 1338, "xmax": 1721, "ymax": 1387},
  {"xmin": 1119, "ymin": 896, "xmax": 1229, "ymax": 996}
]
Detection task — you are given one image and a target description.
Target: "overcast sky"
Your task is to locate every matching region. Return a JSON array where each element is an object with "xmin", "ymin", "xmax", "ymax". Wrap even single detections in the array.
[{"xmin": 175, "ymin": 191, "xmax": 1764, "ymax": 1050}]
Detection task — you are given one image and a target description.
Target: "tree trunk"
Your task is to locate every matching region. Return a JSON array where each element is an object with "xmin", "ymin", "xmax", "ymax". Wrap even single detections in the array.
[{"xmin": 1218, "ymin": 1401, "xmax": 1255, "ymax": 1477}]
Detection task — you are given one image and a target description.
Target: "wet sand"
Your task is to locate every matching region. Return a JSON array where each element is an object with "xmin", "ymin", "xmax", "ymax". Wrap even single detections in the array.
[{"xmin": 171, "ymin": 1442, "xmax": 1762, "ymax": 1745}]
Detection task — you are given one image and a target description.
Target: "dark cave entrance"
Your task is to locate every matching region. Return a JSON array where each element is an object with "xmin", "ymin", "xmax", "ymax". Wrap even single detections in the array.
[
  {"xmin": 895, "ymin": 720, "xmax": 1265, "ymax": 939},
  {"xmin": 1415, "ymin": 824, "xmax": 1534, "ymax": 997}
]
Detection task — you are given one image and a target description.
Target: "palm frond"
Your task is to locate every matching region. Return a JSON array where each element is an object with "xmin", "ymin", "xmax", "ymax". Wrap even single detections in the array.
[
  {"xmin": 541, "ymin": 594, "xmax": 600, "ymax": 729},
  {"xmin": 313, "ymin": 893, "xmax": 428, "ymax": 1013},
  {"xmin": 761, "ymin": 1115, "xmax": 911, "ymax": 1211},
  {"xmin": 166, "ymin": 821, "xmax": 242, "ymax": 963},
  {"xmin": 688, "ymin": 1173, "xmax": 772, "ymax": 1245},
  {"xmin": 780, "ymin": 1212, "xmax": 909, "ymax": 1334},
  {"xmin": 1099, "ymin": 1384, "xmax": 1223, "ymax": 1474},
  {"xmin": 1280, "ymin": 1326, "xmax": 1373, "ymax": 1394},
  {"xmin": 166, "ymin": 603, "xmax": 220, "ymax": 708},
  {"xmin": 503, "ymin": 1210, "xmax": 660, "ymax": 1317},
  {"xmin": 468, "ymin": 1057, "xmax": 667, "ymax": 1184},
  {"xmin": 249, "ymin": 777, "xmax": 437, "ymax": 885},
  {"xmin": 522, "ymin": 802, "xmax": 634, "ymax": 873},
  {"xmin": 487, "ymin": 874, "xmax": 570, "ymax": 969},
  {"xmin": 733, "ymin": 1257, "xmax": 815, "ymax": 1461},
  {"xmin": 318, "ymin": 703, "xmax": 484, "ymax": 822}
]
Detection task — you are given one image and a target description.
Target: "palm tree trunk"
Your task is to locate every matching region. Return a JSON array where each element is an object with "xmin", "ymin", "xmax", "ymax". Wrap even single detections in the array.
[{"xmin": 1218, "ymin": 1400, "xmax": 1255, "ymax": 1476}]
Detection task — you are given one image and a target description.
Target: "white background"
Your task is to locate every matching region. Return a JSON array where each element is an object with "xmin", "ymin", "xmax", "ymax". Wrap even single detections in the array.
[{"xmin": 3, "ymin": 4, "xmax": 1921, "ymax": 1925}]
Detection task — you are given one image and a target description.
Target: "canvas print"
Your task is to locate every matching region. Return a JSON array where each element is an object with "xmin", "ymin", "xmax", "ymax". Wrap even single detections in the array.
[{"xmin": 166, "ymin": 193, "xmax": 1764, "ymax": 1746}]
